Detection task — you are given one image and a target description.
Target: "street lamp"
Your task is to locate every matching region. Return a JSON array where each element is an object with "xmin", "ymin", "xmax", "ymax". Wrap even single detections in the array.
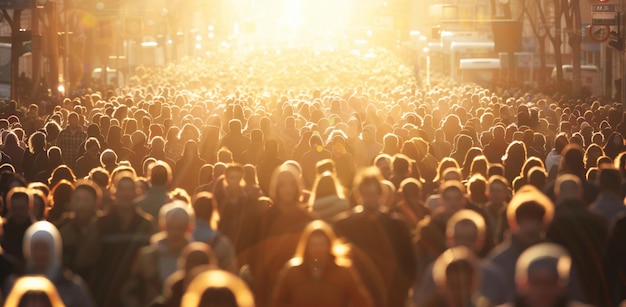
[{"xmin": 423, "ymin": 47, "xmax": 430, "ymax": 88}]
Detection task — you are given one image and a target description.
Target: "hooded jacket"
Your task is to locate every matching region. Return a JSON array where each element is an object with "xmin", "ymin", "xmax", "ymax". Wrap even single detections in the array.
[{"xmin": 21, "ymin": 221, "xmax": 94, "ymax": 307}]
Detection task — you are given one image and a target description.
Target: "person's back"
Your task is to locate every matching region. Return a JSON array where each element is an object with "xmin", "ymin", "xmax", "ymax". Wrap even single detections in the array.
[
  {"xmin": 272, "ymin": 221, "xmax": 373, "ymax": 307},
  {"xmin": 606, "ymin": 213, "xmax": 626, "ymax": 305},
  {"xmin": 547, "ymin": 199, "xmax": 610, "ymax": 306},
  {"xmin": 220, "ymin": 119, "xmax": 250, "ymax": 163},
  {"xmin": 590, "ymin": 167, "xmax": 626, "ymax": 227},
  {"xmin": 334, "ymin": 168, "xmax": 415, "ymax": 307},
  {"xmin": 57, "ymin": 112, "xmax": 87, "ymax": 169},
  {"xmin": 483, "ymin": 126, "xmax": 508, "ymax": 163},
  {"xmin": 77, "ymin": 176, "xmax": 153, "ymax": 307},
  {"xmin": 300, "ymin": 135, "xmax": 332, "ymax": 189},
  {"xmin": 135, "ymin": 161, "xmax": 172, "ymax": 226}
]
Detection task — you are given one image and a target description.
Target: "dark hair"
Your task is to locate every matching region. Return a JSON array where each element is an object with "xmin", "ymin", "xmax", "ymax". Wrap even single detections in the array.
[
  {"xmin": 28, "ymin": 131, "xmax": 47, "ymax": 154},
  {"xmin": 148, "ymin": 162, "xmax": 172, "ymax": 186},
  {"xmin": 392, "ymin": 154, "xmax": 411, "ymax": 177},
  {"xmin": 515, "ymin": 201, "xmax": 546, "ymax": 224},
  {"xmin": 75, "ymin": 181, "xmax": 102, "ymax": 206},
  {"xmin": 198, "ymin": 287, "xmax": 238, "ymax": 307},
  {"xmin": 597, "ymin": 166, "xmax": 621, "ymax": 193},
  {"xmin": 554, "ymin": 133, "xmax": 569, "ymax": 155},
  {"xmin": 49, "ymin": 165, "xmax": 77, "ymax": 187},
  {"xmin": 18, "ymin": 291, "xmax": 53, "ymax": 307},
  {"xmin": 193, "ymin": 192, "xmax": 214, "ymax": 221}
]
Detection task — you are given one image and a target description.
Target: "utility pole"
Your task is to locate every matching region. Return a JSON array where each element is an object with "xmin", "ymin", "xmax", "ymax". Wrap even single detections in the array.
[
  {"xmin": 31, "ymin": 2, "xmax": 42, "ymax": 98},
  {"xmin": 48, "ymin": 1, "xmax": 59, "ymax": 97}
]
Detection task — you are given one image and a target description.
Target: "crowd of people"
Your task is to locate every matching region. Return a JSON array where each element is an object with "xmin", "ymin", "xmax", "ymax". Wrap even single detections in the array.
[{"xmin": 0, "ymin": 47, "xmax": 624, "ymax": 307}]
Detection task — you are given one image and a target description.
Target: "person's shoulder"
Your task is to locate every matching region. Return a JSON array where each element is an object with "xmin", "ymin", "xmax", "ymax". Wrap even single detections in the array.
[
  {"xmin": 59, "ymin": 269, "xmax": 89, "ymax": 289},
  {"xmin": 137, "ymin": 209, "xmax": 155, "ymax": 225},
  {"xmin": 334, "ymin": 206, "xmax": 365, "ymax": 225},
  {"xmin": 487, "ymin": 241, "xmax": 513, "ymax": 262},
  {"xmin": 138, "ymin": 243, "xmax": 159, "ymax": 257}
]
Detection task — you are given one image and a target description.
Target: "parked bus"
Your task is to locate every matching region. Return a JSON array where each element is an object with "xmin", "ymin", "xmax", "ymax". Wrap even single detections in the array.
[{"xmin": 459, "ymin": 58, "xmax": 500, "ymax": 85}]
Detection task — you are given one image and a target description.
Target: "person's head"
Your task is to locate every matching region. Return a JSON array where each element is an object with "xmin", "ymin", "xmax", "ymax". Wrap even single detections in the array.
[
  {"xmin": 553, "ymin": 133, "xmax": 569, "ymax": 154},
  {"xmin": 392, "ymin": 154, "xmax": 411, "ymax": 178},
  {"xmin": 23, "ymin": 221, "xmax": 62, "ymax": 277},
  {"xmin": 7, "ymin": 187, "xmax": 33, "ymax": 224},
  {"xmin": 294, "ymin": 220, "xmax": 340, "ymax": 265},
  {"xmin": 28, "ymin": 104, "xmax": 39, "ymax": 117},
  {"xmin": 224, "ymin": 164, "xmax": 244, "ymax": 192},
  {"xmin": 446, "ymin": 209, "xmax": 486, "ymax": 252},
  {"xmin": 182, "ymin": 270, "xmax": 254, "ymax": 307},
  {"xmin": 438, "ymin": 180, "xmax": 467, "ymax": 217},
  {"xmin": 515, "ymin": 243, "xmax": 572, "ymax": 307},
  {"xmin": 4, "ymin": 276, "xmax": 64, "ymax": 307},
  {"xmin": 559, "ymin": 144, "xmax": 585, "ymax": 175},
  {"xmin": 527, "ymin": 167, "xmax": 547, "ymax": 190},
  {"xmin": 269, "ymin": 164, "xmax": 303, "ymax": 207},
  {"xmin": 217, "ymin": 147, "xmax": 234, "ymax": 163},
  {"xmin": 48, "ymin": 165, "xmax": 76, "ymax": 187},
  {"xmin": 554, "ymin": 174, "xmax": 582, "ymax": 202},
  {"xmin": 507, "ymin": 185, "xmax": 554, "ymax": 246},
  {"xmin": 469, "ymin": 155, "xmax": 488, "ymax": 178},
  {"xmin": 374, "ymin": 154, "xmax": 392, "ymax": 179},
  {"xmin": 30, "ymin": 189, "xmax": 48, "ymax": 221},
  {"xmin": 487, "ymin": 175, "xmax": 510, "ymax": 205},
  {"xmin": 159, "ymin": 200, "xmax": 194, "ymax": 251},
  {"xmin": 597, "ymin": 165, "xmax": 621, "ymax": 194},
  {"xmin": 84, "ymin": 137, "xmax": 100, "ymax": 157},
  {"xmin": 399, "ymin": 177, "xmax": 424, "ymax": 208},
  {"xmin": 182, "ymin": 140, "xmax": 199, "ymax": 158},
  {"xmin": 354, "ymin": 167, "xmax": 385, "ymax": 210},
  {"xmin": 310, "ymin": 171, "xmax": 343, "ymax": 207},
  {"xmin": 467, "ymin": 174, "xmax": 488, "ymax": 204},
  {"xmin": 243, "ymin": 164, "xmax": 258, "ymax": 186},
  {"xmin": 147, "ymin": 160, "xmax": 172, "ymax": 186},
  {"xmin": 67, "ymin": 112, "xmax": 79, "ymax": 128},
  {"xmin": 433, "ymin": 247, "xmax": 480, "ymax": 304},
  {"xmin": 228, "ymin": 119, "xmax": 242, "ymax": 135},
  {"xmin": 178, "ymin": 242, "xmax": 217, "ymax": 274},
  {"xmin": 112, "ymin": 176, "xmax": 137, "ymax": 208},
  {"xmin": 331, "ymin": 134, "xmax": 347, "ymax": 155},
  {"xmin": 435, "ymin": 157, "xmax": 460, "ymax": 183},
  {"xmin": 71, "ymin": 180, "xmax": 100, "ymax": 215},
  {"xmin": 28, "ymin": 131, "xmax": 47, "ymax": 154},
  {"xmin": 192, "ymin": 192, "xmax": 214, "ymax": 222}
]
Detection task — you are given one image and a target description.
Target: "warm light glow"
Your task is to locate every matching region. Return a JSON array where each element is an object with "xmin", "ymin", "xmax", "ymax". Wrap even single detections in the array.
[
  {"xmin": 229, "ymin": 0, "xmax": 354, "ymax": 43},
  {"xmin": 58, "ymin": 85, "xmax": 65, "ymax": 94}
]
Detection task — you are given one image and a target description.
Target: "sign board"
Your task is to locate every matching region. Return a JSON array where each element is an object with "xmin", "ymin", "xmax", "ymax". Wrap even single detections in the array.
[
  {"xmin": 592, "ymin": 4, "xmax": 617, "ymax": 25},
  {"xmin": 0, "ymin": 0, "xmax": 31, "ymax": 9},
  {"xmin": 592, "ymin": 17, "xmax": 617, "ymax": 25},
  {"xmin": 592, "ymin": 4, "xmax": 616, "ymax": 13}
]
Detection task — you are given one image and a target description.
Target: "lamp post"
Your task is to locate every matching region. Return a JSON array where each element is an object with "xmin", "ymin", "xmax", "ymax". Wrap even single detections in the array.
[{"xmin": 423, "ymin": 46, "xmax": 430, "ymax": 88}]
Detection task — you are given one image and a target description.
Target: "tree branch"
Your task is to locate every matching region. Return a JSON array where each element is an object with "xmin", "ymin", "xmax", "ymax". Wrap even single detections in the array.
[{"xmin": 1, "ymin": 9, "xmax": 13, "ymax": 28}]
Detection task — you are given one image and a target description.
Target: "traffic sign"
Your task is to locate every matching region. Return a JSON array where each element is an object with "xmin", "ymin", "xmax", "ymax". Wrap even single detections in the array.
[
  {"xmin": 592, "ymin": 4, "xmax": 616, "ymax": 12},
  {"xmin": 0, "ymin": 0, "xmax": 31, "ymax": 9},
  {"xmin": 589, "ymin": 25, "xmax": 611, "ymax": 42},
  {"xmin": 593, "ymin": 17, "xmax": 617, "ymax": 25}
]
